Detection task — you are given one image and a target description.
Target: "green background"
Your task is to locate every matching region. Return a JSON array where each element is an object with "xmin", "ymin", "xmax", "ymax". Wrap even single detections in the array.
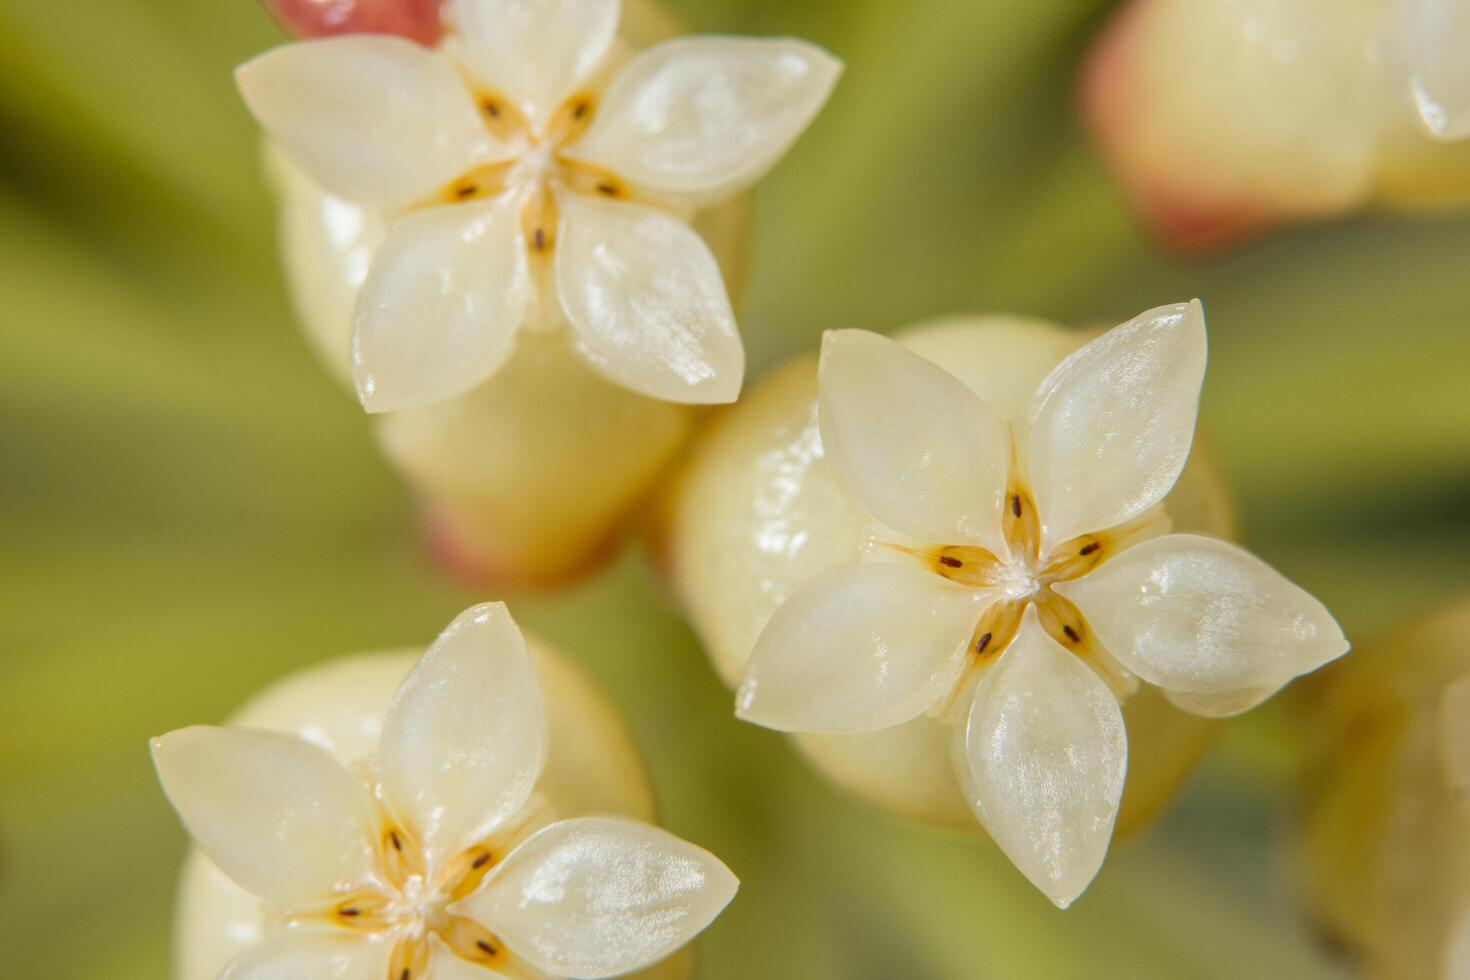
[{"xmin": 3, "ymin": 0, "xmax": 1468, "ymax": 976}]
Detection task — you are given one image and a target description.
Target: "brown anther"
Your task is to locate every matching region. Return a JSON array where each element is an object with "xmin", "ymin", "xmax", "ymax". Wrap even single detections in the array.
[
  {"xmin": 939, "ymin": 555, "xmax": 964, "ymax": 569},
  {"xmin": 532, "ymin": 226, "xmax": 546, "ymax": 251},
  {"xmin": 477, "ymin": 940, "xmax": 498, "ymax": 955},
  {"xmin": 572, "ymin": 98, "xmax": 590, "ymax": 119},
  {"xmin": 1079, "ymin": 542, "xmax": 1100, "ymax": 556},
  {"xmin": 595, "ymin": 182, "xmax": 620, "ymax": 197},
  {"xmin": 442, "ymin": 915, "xmax": 508, "ymax": 966},
  {"xmin": 976, "ymin": 632, "xmax": 992, "ymax": 654},
  {"xmin": 472, "ymin": 852, "xmax": 492, "ymax": 869},
  {"xmin": 481, "ymin": 98, "xmax": 501, "ymax": 118},
  {"xmin": 339, "ymin": 906, "xmax": 360, "ymax": 917},
  {"xmin": 1011, "ymin": 495, "xmax": 1022, "ymax": 518},
  {"xmin": 453, "ymin": 182, "xmax": 479, "ymax": 200},
  {"xmin": 1062, "ymin": 624, "xmax": 1081, "ymax": 643},
  {"xmin": 388, "ymin": 830, "xmax": 403, "ymax": 851}
]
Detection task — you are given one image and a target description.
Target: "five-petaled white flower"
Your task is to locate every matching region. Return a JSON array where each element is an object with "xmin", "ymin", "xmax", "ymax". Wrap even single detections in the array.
[
  {"xmin": 735, "ymin": 301, "xmax": 1349, "ymax": 908},
  {"xmin": 152, "ymin": 603, "xmax": 737, "ymax": 979},
  {"xmin": 236, "ymin": 0, "xmax": 841, "ymax": 412}
]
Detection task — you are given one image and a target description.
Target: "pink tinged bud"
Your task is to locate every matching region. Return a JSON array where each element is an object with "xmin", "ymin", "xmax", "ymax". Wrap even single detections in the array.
[
  {"xmin": 261, "ymin": 0, "xmax": 444, "ymax": 46},
  {"xmin": 1078, "ymin": 0, "xmax": 1277, "ymax": 253}
]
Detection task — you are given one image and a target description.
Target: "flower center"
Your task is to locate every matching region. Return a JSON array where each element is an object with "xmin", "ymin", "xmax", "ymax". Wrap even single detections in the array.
[
  {"xmin": 316, "ymin": 818, "xmax": 526, "ymax": 979},
  {"xmin": 879, "ymin": 432, "xmax": 1169, "ymax": 708}
]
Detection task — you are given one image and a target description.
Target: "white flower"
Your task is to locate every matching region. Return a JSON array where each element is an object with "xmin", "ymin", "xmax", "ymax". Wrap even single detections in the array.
[
  {"xmin": 152, "ymin": 603, "xmax": 737, "ymax": 979},
  {"xmin": 734, "ymin": 302, "xmax": 1349, "ymax": 908},
  {"xmin": 236, "ymin": 0, "xmax": 841, "ymax": 412}
]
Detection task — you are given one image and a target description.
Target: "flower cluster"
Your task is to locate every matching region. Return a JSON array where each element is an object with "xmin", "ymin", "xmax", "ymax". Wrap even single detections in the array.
[
  {"xmin": 238, "ymin": 0, "xmax": 840, "ymax": 411},
  {"xmin": 154, "ymin": 604, "xmax": 736, "ymax": 979},
  {"xmin": 732, "ymin": 304, "xmax": 1347, "ymax": 905}
]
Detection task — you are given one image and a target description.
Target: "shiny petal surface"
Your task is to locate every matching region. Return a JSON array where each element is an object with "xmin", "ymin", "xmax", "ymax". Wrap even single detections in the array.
[
  {"xmin": 818, "ymin": 329, "xmax": 1009, "ymax": 553},
  {"xmin": 220, "ymin": 931, "xmax": 389, "ymax": 980},
  {"xmin": 236, "ymin": 37, "xmax": 500, "ymax": 208},
  {"xmin": 1028, "ymin": 301, "xmax": 1206, "ymax": 549},
  {"xmin": 569, "ymin": 37, "xmax": 841, "ymax": 203},
  {"xmin": 1164, "ymin": 682, "xmax": 1283, "ymax": 718},
  {"xmin": 448, "ymin": 0, "xmax": 620, "ymax": 126},
  {"xmin": 556, "ymin": 195, "xmax": 742, "ymax": 404},
  {"xmin": 379, "ymin": 603, "xmax": 546, "ymax": 868},
  {"xmin": 150, "ymin": 726, "xmax": 376, "ymax": 906},
  {"xmin": 736, "ymin": 562, "xmax": 986, "ymax": 734},
  {"xmin": 957, "ymin": 616, "xmax": 1127, "ymax": 909},
  {"xmin": 1395, "ymin": 0, "xmax": 1470, "ymax": 141},
  {"xmin": 1055, "ymin": 534, "xmax": 1348, "ymax": 694},
  {"xmin": 353, "ymin": 195, "xmax": 530, "ymax": 413},
  {"xmin": 460, "ymin": 817, "xmax": 737, "ymax": 979}
]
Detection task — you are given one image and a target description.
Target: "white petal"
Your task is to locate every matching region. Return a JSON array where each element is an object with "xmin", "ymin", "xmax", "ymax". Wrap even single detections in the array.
[
  {"xmin": 458, "ymin": 816, "xmax": 736, "ymax": 979},
  {"xmin": 1394, "ymin": 0, "xmax": 1470, "ymax": 141},
  {"xmin": 352, "ymin": 195, "xmax": 531, "ymax": 413},
  {"xmin": 378, "ymin": 603, "xmax": 546, "ymax": 868},
  {"xmin": 568, "ymin": 37, "xmax": 841, "ymax": 203},
  {"xmin": 1055, "ymin": 533, "xmax": 1348, "ymax": 695},
  {"xmin": 448, "ymin": 0, "xmax": 620, "ymax": 126},
  {"xmin": 150, "ymin": 727, "xmax": 376, "ymax": 906},
  {"xmin": 556, "ymin": 194, "xmax": 742, "ymax": 404},
  {"xmin": 236, "ymin": 38, "xmax": 501, "ymax": 208},
  {"xmin": 220, "ymin": 931, "xmax": 389, "ymax": 980},
  {"xmin": 1027, "ymin": 301, "xmax": 1207, "ymax": 549},
  {"xmin": 817, "ymin": 329, "xmax": 1010, "ymax": 552},
  {"xmin": 956, "ymin": 615, "xmax": 1127, "ymax": 909},
  {"xmin": 736, "ymin": 562, "xmax": 986, "ymax": 734},
  {"xmin": 1164, "ymin": 682, "xmax": 1283, "ymax": 718}
]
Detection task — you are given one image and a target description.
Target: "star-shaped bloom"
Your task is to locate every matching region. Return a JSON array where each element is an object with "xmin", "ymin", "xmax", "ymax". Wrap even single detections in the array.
[
  {"xmin": 236, "ymin": 0, "xmax": 841, "ymax": 412},
  {"xmin": 152, "ymin": 603, "xmax": 736, "ymax": 979},
  {"xmin": 735, "ymin": 302, "xmax": 1349, "ymax": 907}
]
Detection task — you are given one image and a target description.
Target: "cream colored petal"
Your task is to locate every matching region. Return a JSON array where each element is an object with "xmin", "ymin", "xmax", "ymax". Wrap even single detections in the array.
[
  {"xmin": 956, "ymin": 614, "xmax": 1127, "ymax": 909},
  {"xmin": 1027, "ymin": 301, "xmax": 1206, "ymax": 549},
  {"xmin": 1439, "ymin": 673, "xmax": 1470, "ymax": 799},
  {"xmin": 1163, "ymin": 682, "xmax": 1283, "ymax": 718},
  {"xmin": 736, "ymin": 562, "xmax": 987, "ymax": 734},
  {"xmin": 1055, "ymin": 533, "xmax": 1348, "ymax": 695},
  {"xmin": 1393, "ymin": 0, "xmax": 1470, "ymax": 141},
  {"xmin": 220, "ymin": 931, "xmax": 389, "ymax": 980},
  {"xmin": 236, "ymin": 38, "xmax": 501, "ymax": 208},
  {"xmin": 818, "ymin": 329, "xmax": 1009, "ymax": 553},
  {"xmin": 448, "ymin": 0, "xmax": 620, "ymax": 126},
  {"xmin": 567, "ymin": 37, "xmax": 841, "ymax": 204},
  {"xmin": 378, "ymin": 603, "xmax": 546, "ymax": 869},
  {"xmin": 150, "ymin": 726, "xmax": 376, "ymax": 906},
  {"xmin": 556, "ymin": 194, "xmax": 742, "ymax": 404},
  {"xmin": 352, "ymin": 195, "xmax": 530, "ymax": 413},
  {"xmin": 459, "ymin": 817, "xmax": 736, "ymax": 978}
]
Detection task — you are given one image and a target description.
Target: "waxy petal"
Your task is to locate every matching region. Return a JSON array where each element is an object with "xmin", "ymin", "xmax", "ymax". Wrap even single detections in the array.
[
  {"xmin": 1393, "ymin": 0, "xmax": 1470, "ymax": 141},
  {"xmin": 150, "ymin": 727, "xmax": 376, "ymax": 906},
  {"xmin": 353, "ymin": 195, "xmax": 531, "ymax": 413},
  {"xmin": 556, "ymin": 194, "xmax": 743, "ymax": 404},
  {"xmin": 220, "ymin": 931, "xmax": 389, "ymax": 980},
  {"xmin": 236, "ymin": 37, "xmax": 502, "ymax": 208},
  {"xmin": 956, "ymin": 615, "xmax": 1127, "ymax": 909},
  {"xmin": 569, "ymin": 37, "xmax": 841, "ymax": 203},
  {"xmin": 1055, "ymin": 533, "xmax": 1348, "ymax": 694},
  {"xmin": 737, "ymin": 562, "xmax": 987, "ymax": 734},
  {"xmin": 818, "ymin": 329, "xmax": 1009, "ymax": 554},
  {"xmin": 379, "ymin": 603, "xmax": 546, "ymax": 868},
  {"xmin": 459, "ymin": 817, "xmax": 736, "ymax": 979},
  {"xmin": 1164, "ymin": 682, "xmax": 1283, "ymax": 718},
  {"xmin": 1027, "ymin": 301, "xmax": 1206, "ymax": 549},
  {"xmin": 448, "ymin": 0, "xmax": 620, "ymax": 127}
]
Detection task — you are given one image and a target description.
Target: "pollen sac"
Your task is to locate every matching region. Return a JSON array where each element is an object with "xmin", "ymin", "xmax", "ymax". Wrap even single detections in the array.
[
  {"xmin": 262, "ymin": 0, "xmax": 445, "ymax": 45},
  {"xmin": 1298, "ymin": 603, "xmax": 1470, "ymax": 979}
]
